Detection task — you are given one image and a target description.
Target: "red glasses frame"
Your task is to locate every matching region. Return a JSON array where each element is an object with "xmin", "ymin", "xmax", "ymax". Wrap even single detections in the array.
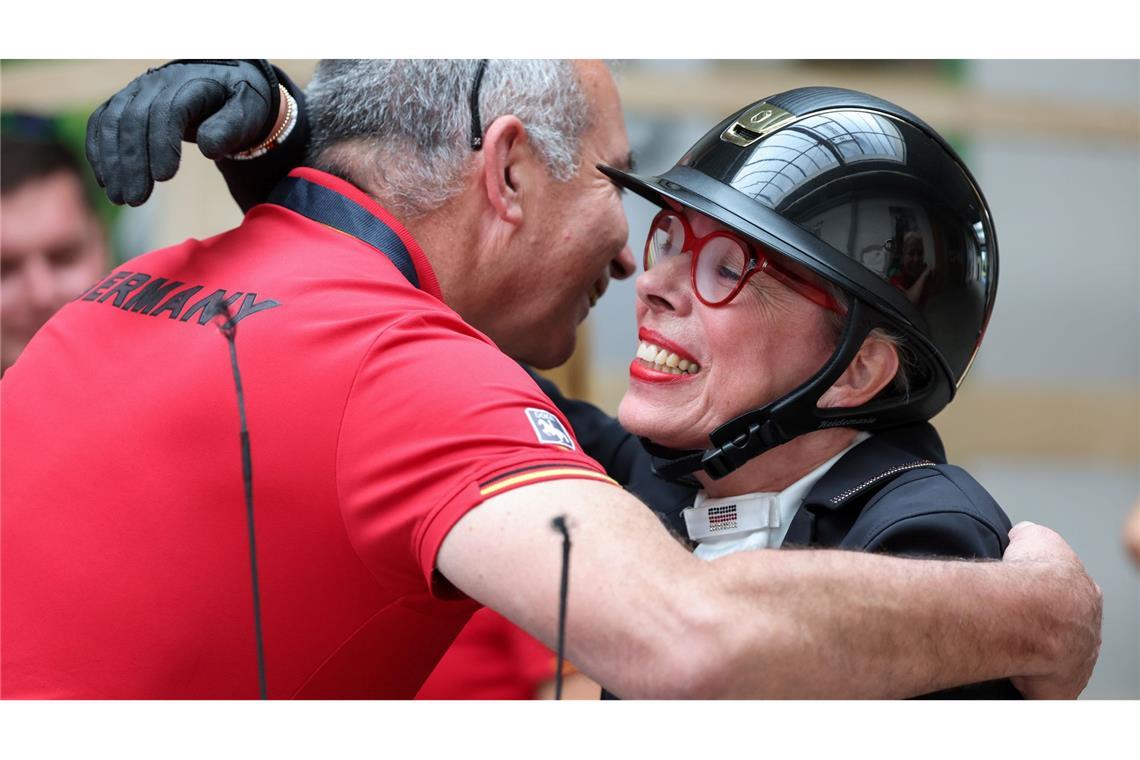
[{"xmin": 643, "ymin": 209, "xmax": 843, "ymax": 313}]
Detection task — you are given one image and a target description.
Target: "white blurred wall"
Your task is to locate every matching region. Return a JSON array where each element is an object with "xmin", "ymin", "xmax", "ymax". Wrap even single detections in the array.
[{"xmin": 965, "ymin": 59, "xmax": 1139, "ymax": 699}]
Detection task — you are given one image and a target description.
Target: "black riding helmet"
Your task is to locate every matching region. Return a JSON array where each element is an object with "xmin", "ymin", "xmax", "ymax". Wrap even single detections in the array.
[{"xmin": 600, "ymin": 87, "xmax": 998, "ymax": 481}]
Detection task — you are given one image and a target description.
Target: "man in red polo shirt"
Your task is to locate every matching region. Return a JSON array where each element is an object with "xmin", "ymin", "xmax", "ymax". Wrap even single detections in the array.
[
  {"xmin": 3, "ymin": 163, "xmax": 620, "ymax": 697},
  {"xmin": 1, "ymin": 60, "xmax": 1101, "ymax": 699}
]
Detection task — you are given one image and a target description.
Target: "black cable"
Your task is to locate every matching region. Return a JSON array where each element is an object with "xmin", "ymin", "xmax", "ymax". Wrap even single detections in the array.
[
  {"xmin": 216, "ymin": 304, "xmax": 268, "ymax": 700},
  {"xmin": 551, "ymin": 515, "xmax": 571, "ymax": 700}
]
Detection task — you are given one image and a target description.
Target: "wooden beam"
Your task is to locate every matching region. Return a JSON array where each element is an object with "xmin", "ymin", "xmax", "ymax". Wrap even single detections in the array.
[
  {"xmin": 0, "ymin": 59, "xmax": 319, "ymax": 111},
  {"xmin": 591, "ymin": 372, "xmax": 1139, "ymax": 467},
  {"xmin": 615, "ymin": 65, "xmax": 1140, "ymax": 143},
  {"xmin": 3, "ymin": 60, "xmax": 1135, "ymax": 143}
]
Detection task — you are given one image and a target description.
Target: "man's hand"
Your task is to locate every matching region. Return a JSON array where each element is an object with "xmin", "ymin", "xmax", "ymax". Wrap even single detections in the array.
[
  {"xmin": 85, "ymin": 60, "xmax": 280, "ymax": 206},
  {"xmin": 1003, "ymin": 521, "xmax": 1102, "ymax": 699}
]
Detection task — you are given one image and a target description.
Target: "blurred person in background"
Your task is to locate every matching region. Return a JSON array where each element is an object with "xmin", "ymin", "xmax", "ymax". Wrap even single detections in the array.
[
  {"xmin": 4, "ymin": 59, "xmax": 1100, "ymax": 700},
  {"xmin": 1126, "ymin": 499, "xmax": 1140, "ymax": 567},
  {"xmin": 1, "ymin": 119, "xmax": 109, "ymax": 375}
]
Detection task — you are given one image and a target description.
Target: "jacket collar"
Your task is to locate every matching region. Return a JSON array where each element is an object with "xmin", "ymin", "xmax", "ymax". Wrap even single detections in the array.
[
  {"xmin": 783, "ymin": 422, "xmax": 945, "ymax": 546},
  {"xmin": 804, "ymin": 422, "xmax": 945, "ymax": 511}
]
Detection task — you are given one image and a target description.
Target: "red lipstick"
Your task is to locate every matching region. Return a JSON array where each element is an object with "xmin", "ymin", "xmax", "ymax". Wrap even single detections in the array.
[{"xmin": 629, "ymin": 359, "xmax": 694, "ymax": 383}]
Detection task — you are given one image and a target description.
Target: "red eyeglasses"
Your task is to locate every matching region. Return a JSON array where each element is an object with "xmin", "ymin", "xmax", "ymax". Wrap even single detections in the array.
[{"xmin": 644, "ymin": 209, "xmax": 843, "ymax": 313}]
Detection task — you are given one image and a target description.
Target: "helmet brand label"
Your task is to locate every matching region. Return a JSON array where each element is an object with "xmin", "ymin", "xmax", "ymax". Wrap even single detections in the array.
[
  {"xmin": 721, "ymin": 102, "xmax": 796, "ymax": 147},
  {"xmin": 819, "ymin": 417, "xmax": 876, "ymax": 429}
]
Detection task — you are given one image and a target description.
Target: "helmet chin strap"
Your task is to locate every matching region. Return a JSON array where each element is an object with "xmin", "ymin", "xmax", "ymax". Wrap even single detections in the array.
[{"xmin": 643, "ymin": 300, "xmax": 887, "ymax": 482}]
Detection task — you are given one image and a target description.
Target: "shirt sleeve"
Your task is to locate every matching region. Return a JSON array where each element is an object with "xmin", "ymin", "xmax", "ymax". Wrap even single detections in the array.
[
  {"xmin": 336, "ymin": 310, "xmax": 617, "ymax": 598},
  {"xmin": 524, "ymin": 366, "xmax": 699, "ymax": 515}
]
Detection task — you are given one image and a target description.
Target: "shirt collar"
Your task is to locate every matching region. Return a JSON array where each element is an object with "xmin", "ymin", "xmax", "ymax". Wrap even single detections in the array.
[
  {"xmin": 779, "ymin": 422, "xmax": 946, "ymax": 547},
  {"xmin": 689, "ymin": 432, "xmax": 870, "ymax": 558},
  {"xmin": 280, "ymin": 167, "xmax": 443, "ymax": 302}
]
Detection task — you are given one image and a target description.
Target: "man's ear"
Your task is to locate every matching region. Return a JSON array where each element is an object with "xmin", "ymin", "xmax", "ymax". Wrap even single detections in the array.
[
  {"xmin": 817, "ymin": 335, "xmax": 900, "ymax": 409},
  {"xmin": 480, "ymin": 115, "xmax": 530, "ymax": 226}
]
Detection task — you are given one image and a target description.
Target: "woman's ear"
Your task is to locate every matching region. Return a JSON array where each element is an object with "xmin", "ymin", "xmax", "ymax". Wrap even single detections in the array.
[
  {"xmin": 817, "ymin": 335, "xmax": 900, "ymax": 409},
  {"xmin": 480, "ymin": 115, "xmax": 528, "ymax": 226}
]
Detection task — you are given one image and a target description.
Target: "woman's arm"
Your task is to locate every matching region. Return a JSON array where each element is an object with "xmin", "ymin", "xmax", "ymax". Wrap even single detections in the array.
[
  {"xmin": 85, "ymin": 59, "xmax": 308, "ymax": 212},
  {"xmin": 216, "ymin": 65, "xmax": 310, "ymax": 212}
]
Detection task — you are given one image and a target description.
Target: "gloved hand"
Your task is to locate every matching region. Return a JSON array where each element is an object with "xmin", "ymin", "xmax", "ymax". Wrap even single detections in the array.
[{"xmin": 85, "ymin": 60, "xmax": 281, "ymax": 206}]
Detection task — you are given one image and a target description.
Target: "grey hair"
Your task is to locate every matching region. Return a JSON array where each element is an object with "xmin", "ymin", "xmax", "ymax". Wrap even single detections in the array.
[
  {"xmin": 305, "ymin": 59, "xmax": 593, "ymax": 218},
  {"xmin": 824, "ymin": 290, "xmax": 917, "ymax": 400}
]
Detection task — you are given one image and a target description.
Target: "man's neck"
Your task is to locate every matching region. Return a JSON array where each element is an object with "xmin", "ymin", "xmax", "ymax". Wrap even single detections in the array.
[
  {"xmin": 365, "ymin": 178, "xmax": 503, "ymax": 335},
  {"xmin": 696, "ymin": 427, "xmax": 860, "ymax": 498}
]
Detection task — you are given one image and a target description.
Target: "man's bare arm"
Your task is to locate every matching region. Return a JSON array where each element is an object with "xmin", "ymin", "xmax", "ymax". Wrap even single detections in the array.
[
  {"xmin": 701, "ymin": 520, "xmax": 1100, "ymax": 698},
  {"xmin": 1001, "ymin": 521, "xmax": 1102, "ymax": 698},
  {"xmin": 438, "ymin": 480, "xmax": 1101, "ymax": 699}
]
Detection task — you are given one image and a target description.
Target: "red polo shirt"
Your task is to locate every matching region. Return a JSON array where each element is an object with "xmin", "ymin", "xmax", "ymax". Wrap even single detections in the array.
[{"xmin": 1, "ymin": 168, "xmax": 613, "ymax": 698}]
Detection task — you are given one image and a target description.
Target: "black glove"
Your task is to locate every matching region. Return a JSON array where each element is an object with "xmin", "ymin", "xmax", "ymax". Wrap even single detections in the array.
[{"xmin": 85, "ymin": 59, "xmax": 281, "ymax": 206}]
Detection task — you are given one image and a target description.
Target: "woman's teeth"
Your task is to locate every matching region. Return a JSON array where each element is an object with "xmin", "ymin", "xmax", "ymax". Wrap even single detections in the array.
[{"xmin": 636, "ymin": 341, "xmax": 700, "ymax": 375}]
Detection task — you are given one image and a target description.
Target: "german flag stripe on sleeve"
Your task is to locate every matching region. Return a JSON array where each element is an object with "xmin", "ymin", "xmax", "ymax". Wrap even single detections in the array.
[{"xmin": 478, "ymin": 465, "xmax": 617, "ymax": 497}]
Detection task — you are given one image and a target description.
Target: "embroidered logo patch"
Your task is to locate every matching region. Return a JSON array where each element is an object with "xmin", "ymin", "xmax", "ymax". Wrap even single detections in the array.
[{"xmin": 524, "ymin": 408, "xmax": 575, "ymax": 450}]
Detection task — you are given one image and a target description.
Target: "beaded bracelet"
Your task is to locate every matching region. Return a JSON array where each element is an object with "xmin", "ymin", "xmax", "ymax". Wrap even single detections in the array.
[{"xmin": 227, "ymin": 84, "xmax": 298, "ymax": 161}]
